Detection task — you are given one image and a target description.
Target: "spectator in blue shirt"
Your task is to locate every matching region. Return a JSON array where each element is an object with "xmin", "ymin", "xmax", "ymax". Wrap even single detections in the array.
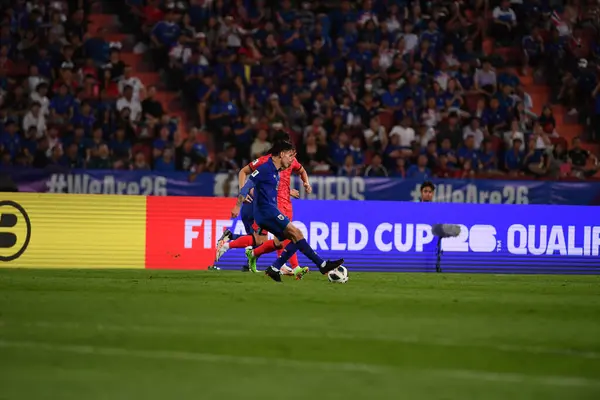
[
  {"xmin": 154, "ymin": 147, "xmax": 176, "ymax": 172},
  {"xmin": 84, "ymin": 27, "xmax": 110, "ymax": 65},
  {"xmin": 0, "ymin": 121, "xmax": 21, "ymax": 160},
  {"xmin": 151, "ymin": 11, "xmax": 181, "ymax": 48},
  {"xmin": 338, "ymin": 154, "xmax": 360, "ymax": 177},
  {"xmin": 330, "ymin": 132, "xmax": 350, "ymax": 168},
  {"xmin": 50, "ymin": 84, "xmax": 74, "ymax": 123},
  {"xmin": 209, "ymin": 89, "xmax": 238, "ymax": 132},
  {"xmin": 438, "ymin": 138, "xmax": 458, "ymax": 169},
  {"xmin": 248, "ymin": 74, "xmax": 270, "ymax": 104},
  {"xmin": 71, "ymin": 101, "xmax": 96, "ymax": 136},
  {"xmin": 283, "ymin": 19, "xmax": 308, "ymax": 52},
  {"xmin": 381, "ymin": 80, "xmax": 403, "ymax": 112},
  {"xmin": 524, "ymin": 136, "xmax": 549, "ymax": 177},
  {"xmin": 421, "ymin": 20, "xmax": 442, "ymax": 51},
  {"xmin": 277, "ymin": 0, "xmax": 297, "ymax": 27},
  {"xmin": 153, "ymin": 126, "xmax": 171, "ymax": 157},
  {"xmin": 479, "ymin": 139, "xmax": 499, "ymax": 173},
  {"xmin": 110, "ymin": 127, "xmax": 131, "ymax": 162},
  {"xmin": 522, "ymin": 27, "xmax": 544, "ymax": 74},
  {"xmin": 349, "ymin": 137, "xmax": 364, "ymax": 167},
  {"xmin": 457, "ymin": 135, "xmax": 482, "ymax": 171},
  {"xmin": 407, "ymin": 154, "xmax": 432, "ymax": 180},
  {"xmin": 483, "ymin": 97, "xmax": 508, "ymax": 133},
  {"xmin": 61, "ymin": 143, "xmax": 84, "ymax": 169},
  {"xmin": 505, "ymin": 138, "xmax": 524, "ymax": 176},
  {"xmin": 35, "ymin": 47, "xmax": 54, "ymax": 79}
]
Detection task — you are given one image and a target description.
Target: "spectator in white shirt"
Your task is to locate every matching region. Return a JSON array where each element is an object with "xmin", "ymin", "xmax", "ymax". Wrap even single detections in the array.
[
  {"xmin": 422, "ymin": 97, "xmax": 442, "ymax": 128},
  {"xmin": 116, "ymin": 85, "xmax": 143, "ymax": 121},
  {"xmin": 30, "ymin": 82, "xmax": 50, "ymax": 116},
  {"xmin": 27, "ymin": 64, "xmax": 47, "ymax": 94},
  {"xmin": 23, "ymin": 102, "xmax": 46, "ymax": 138},
  {"xmin": 363, "ymin": 116, "xmax": 388, "ymax": 151},
  {"xmin": 400, "ymin": 22, "xmax": 418, "ymax": 53},
  {"xmin": 218, "ymin": 15, "xmax": 254, "ymax": 48},
  {"xmin": 389, "ymin": 116, "xmax": 416, "ymax": 150},
  {"xmin": 463, "ymin": 118, "xmax": 485, "ymax": 149},
  {"xmin": 417, "ymin": 125, "xmax": 436, "ymax": 148},
  {"xmin": 504, "ymin": 119, "xmax": 525, "ymax": 151},
  {"xmin": 492, "ymin": 0, "xmax": 517, "ymax": 42},
  {"xmin": 251, "ymin": 129, "xmax": 272, "ymax": 159},
  {"xmin": 384, "ymin": 3, "xmax": 402, "ymax": 33},
  {"xmin": 532, "ymin": 122, "xmax": 557, "ymax": 149},
  {"xmin": 118, "ymin": 65, "xmax": 145, "ymax": 102}
]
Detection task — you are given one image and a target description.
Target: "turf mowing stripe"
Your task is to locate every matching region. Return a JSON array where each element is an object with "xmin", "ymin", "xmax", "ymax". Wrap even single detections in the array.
[
  {"xmin": 0, "ymin": 339, "xmax": 598, "ymax": 388},
  {"xmin": 18, "ymin": 320, "xmax": 600, "ymax": 360}
]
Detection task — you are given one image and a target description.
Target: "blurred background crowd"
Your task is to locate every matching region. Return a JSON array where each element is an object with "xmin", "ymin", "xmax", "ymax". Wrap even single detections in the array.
[{"xmin": 1, "ymin": 0, "xmax": 599, "ymax": 180}]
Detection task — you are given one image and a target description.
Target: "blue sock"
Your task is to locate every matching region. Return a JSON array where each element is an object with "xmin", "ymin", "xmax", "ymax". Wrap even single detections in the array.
[
  {"xmin": 295, "ymin": 239, "xmax": 325, "ymax": 267},
  {"xmin": 272, "ymin": 242, "xmax": 298, "ymax": 270},
  {"xmin": 230, "ymin": 233, "xmax": 242, "ymax": 240}
]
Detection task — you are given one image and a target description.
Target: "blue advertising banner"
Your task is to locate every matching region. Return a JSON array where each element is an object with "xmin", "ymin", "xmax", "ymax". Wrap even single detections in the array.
[
  {"xmin": 210, "ymin": 200, "xmax": 600, "ymax": 274},
  {"xmin": 6, "ymin": 167, "xmax": 600, "ymax": 205}
]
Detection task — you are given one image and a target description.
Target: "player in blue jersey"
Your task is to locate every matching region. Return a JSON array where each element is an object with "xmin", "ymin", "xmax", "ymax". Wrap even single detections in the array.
[{"xmin": 234, "ymin": 140, "xmax": 344, "ymax": 282}]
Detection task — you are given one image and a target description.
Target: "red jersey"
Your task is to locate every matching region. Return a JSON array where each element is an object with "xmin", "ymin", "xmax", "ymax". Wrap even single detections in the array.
[
  {"xmin": 247, "ymin": 155, "xmax": 272, "ymax": 175},
  {"xmin": 278, "ymin": 158, "xmax": 302, "ymax": 207}
]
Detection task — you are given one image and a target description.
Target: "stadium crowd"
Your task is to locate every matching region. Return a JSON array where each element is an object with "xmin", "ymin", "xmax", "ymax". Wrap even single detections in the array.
[{"xmin": 0, "ymin": 0, "xmax": 599, "ymax": 180}]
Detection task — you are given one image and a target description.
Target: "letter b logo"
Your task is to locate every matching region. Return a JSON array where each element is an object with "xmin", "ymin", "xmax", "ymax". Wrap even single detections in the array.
[{"xmin": 0, "ymin": 201, "xmax": 31, "ymax": 262}]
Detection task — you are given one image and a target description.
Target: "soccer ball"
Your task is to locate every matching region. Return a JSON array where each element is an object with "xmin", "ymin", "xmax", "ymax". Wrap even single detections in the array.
[{"xmin": 328, "ymin": 266, "xmax": 348, "ymax": 283}]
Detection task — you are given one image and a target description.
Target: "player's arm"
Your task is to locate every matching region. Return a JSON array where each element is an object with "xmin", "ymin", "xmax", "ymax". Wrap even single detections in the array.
[
  {"xmin": 231, "ymin": 178, "xmax": 255, "ymax": 218},
  {"xmin": 238, "ymin": 164, "xmax": 253, "ymax": 191},
  {"xmin": 294, "ymin": 164, "xmax": 312, "ymax": 193}
]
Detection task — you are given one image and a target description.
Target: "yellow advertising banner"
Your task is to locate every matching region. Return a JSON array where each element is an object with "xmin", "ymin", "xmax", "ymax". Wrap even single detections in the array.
[{"xmin": 0, "ymin": 193, "xmax": 146, "ymax": 268}]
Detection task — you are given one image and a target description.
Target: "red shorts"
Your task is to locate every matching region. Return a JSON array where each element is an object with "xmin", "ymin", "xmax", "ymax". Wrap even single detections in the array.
[{"xmin": 251, "ymin": 222, "xmax": 268, "ymax": 236}]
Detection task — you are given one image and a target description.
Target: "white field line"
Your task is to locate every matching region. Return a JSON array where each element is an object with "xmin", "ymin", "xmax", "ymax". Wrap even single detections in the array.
[
  {"xmin": 13, "ymin": 320, "xmax": 600, "ymax": 361},
  {"xmin": 0, "ymin": 339, "xmax": 598, "ymax": 388}
]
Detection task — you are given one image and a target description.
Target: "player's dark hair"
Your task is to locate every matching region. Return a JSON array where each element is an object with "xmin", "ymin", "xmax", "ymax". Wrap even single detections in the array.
[
  {"xmin": 420, "ymin": 181, "xmax": 435, "ymax": 192},
  {"xmin": 272, "ymin": 131, "xmax": 291, "ymax": 143},
  {"xmin": 269, "ymin": 140, "xmax": 294, "ymax": 156}
]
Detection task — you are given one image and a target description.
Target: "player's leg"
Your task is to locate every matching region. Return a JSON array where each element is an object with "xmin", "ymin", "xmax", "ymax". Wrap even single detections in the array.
[
  {"xmin": 281, "ymin": 206, "xmax": 307, "ymax": 280},
  {"xmin": 245, "ymin": 229, "xmax": 283, "ymax": 273},
  {"xmin": 280, "ymin": 265, "xmax": 295, "ymax": 276},
  {"xmin": 249, "ymin": 206, "xmax": 301, "ymax": 269},
  {"xmin": 263, "ymin": 215, "xmax": 344, "ymax": 282},
  {"xmin": 241, "ymin": 226, "xmax": 268, "ymax": 272},
  {"xmin": 215, "ymin": 213, "xmax": 255, "ymax": 263}
]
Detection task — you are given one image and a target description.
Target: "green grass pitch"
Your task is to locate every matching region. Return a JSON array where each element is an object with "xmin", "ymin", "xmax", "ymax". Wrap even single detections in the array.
[{"xmin": 0, "ymin": 269, "xmax": 599, "ymax": 400}]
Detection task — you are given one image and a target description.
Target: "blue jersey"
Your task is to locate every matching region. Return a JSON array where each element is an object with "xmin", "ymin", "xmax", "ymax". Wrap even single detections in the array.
[
  {"xmin": 248, "ymin": 158, "xmax": 290, "ymax": 240},
  {"xmin": 248, "ymin": 158, "xmax": 280, "ymax": 216}
]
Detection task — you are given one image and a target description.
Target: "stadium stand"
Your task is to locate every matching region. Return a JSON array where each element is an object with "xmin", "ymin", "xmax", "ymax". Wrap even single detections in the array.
[{"xmin": 0, "ymin": 0, "xmax": 598, "ymax": 180}]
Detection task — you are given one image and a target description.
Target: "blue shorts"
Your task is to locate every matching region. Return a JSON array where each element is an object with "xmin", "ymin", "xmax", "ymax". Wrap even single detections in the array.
[
  {"xmin": 255, "ymin": 209, "xmax": 290, "ymax": 241},
  {"xmin": 240, "ymin": 203, "xmax": 255, "ymax": 234},
  {"xmin": 241, "ymin": 203, "xmax": 268, "ymax": 236}
]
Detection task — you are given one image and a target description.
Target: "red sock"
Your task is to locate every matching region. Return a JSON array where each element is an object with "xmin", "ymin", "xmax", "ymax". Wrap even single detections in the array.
[
  {"xmin": 228, "ymin": 235, "xmax": 254, "ymax": 249},
  {"xmin": 289, "ymin": 253, "xmax": 299, "ymax": 268},
  {"xmin": 254, "ymin": 239, "xmax": 288, "ymax": 258}
]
